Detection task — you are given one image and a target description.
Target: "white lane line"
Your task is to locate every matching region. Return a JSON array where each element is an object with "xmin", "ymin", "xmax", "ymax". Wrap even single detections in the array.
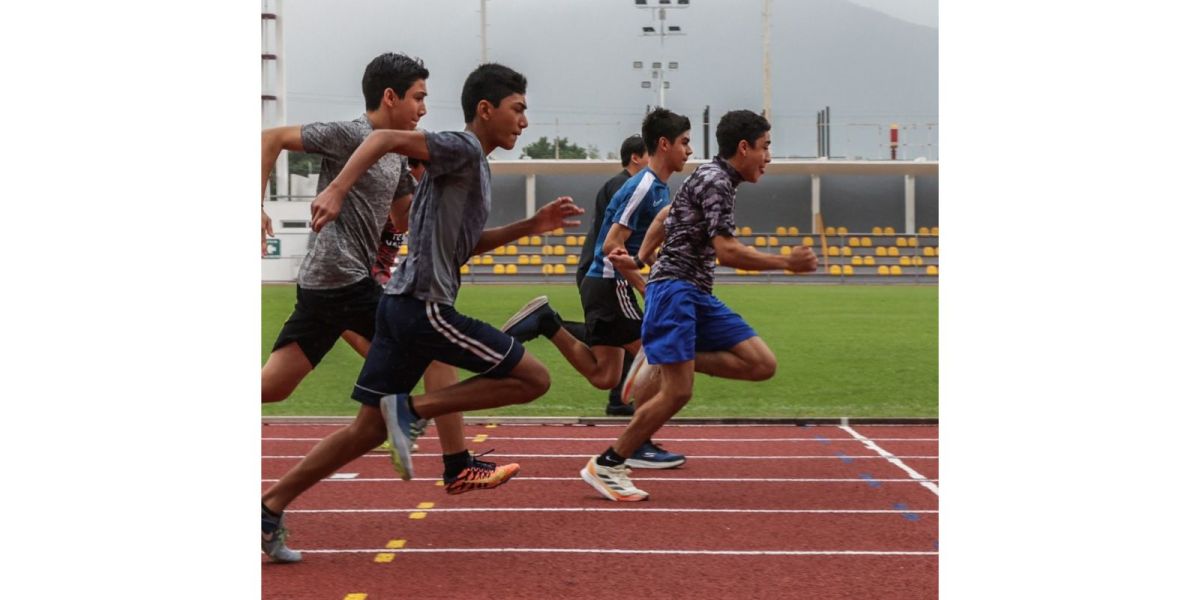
[
  {"xmin": 261, "ymin": 476, "xmax": 938, "ymax": 483},
  {"xmin": 262, "ymin": 454, "xmax": 939, "ymax": 460},
  {"xmin": 841, "ymin": 425, "xmax": 940, "ymax": 497},
  {"xmin": 289, "ymin": 507, "xmax": 937, "ymax": 515},
  {"xmin": 295, "ymin": 547, "xmax": 938, "ymax": 557},
  {"xmin": 262, "ymin": 437, "xmax": 937, "ymax": 442}
]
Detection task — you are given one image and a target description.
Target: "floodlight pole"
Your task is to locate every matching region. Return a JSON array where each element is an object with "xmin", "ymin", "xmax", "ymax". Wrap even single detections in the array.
[
  {"xmin": 762, "ymin": 0, "xmax": 772, "ymax": 121},
  {"xmin": 480, "ymin": 0, "xmax": 488, "ymax": 63}
]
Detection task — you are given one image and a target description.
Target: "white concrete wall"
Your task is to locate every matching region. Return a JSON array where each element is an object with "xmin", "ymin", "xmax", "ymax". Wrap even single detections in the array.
[{"xmin": 261, "ymin": 199, "xmax": 312, "ymax": 282}]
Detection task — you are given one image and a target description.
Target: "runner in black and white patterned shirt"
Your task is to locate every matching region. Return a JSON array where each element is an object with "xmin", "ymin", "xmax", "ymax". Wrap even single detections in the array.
[{"xmin": 580, "ymin": 110, "xmax": 820, "ymax": 502}]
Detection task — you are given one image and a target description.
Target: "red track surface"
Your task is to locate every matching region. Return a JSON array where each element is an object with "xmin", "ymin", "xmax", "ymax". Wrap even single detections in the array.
[{"xmin": 262, "ymin": 422, "xmax": 938, "ymax": 599}]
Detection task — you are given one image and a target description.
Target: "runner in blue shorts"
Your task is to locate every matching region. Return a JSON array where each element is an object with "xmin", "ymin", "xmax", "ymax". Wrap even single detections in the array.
[{"xmin": 580, "ymin": 110, "xmax": 820, "ymax": 502}]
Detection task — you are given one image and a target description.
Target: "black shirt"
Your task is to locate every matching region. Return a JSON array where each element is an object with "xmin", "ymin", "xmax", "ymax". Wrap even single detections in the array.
[{"xmin": 575, "ymin": 169, "xmax": 634, "ymax": 286}]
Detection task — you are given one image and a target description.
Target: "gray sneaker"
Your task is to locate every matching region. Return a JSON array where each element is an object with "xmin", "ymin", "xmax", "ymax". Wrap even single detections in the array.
[
  {"xmin": 261, "ymin": 510, "xmax": 301, "ymax": 563},
  {"xmin": 380, "ymin": 394, "xmax": 428, "ymax": 480}
]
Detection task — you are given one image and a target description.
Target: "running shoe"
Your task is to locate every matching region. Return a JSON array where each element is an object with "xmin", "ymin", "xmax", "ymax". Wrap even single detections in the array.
[
  {"xmin": 605, "ymin": 402, "xmax": 635, "ymax": 416},
  {"xmin": 619, "ymin": 348, "xmax": 659, "ymax": 405},
  {"xmin": 376, "ymin": 439, "xmax": 420, "ymax": 453},
  {"xmin": 625, "ymin": 440, "xmax": 686, "ymax": 469},
  {"xmin": 380, "ymin": 394, "xmax": 428, "ymax": 480},
  {"xmin": 444, "ymin": 450, "xmax": 521, "ymax": 495},
  {"xmin": 261, "ymin": 507, "xmax": 302, "ymax": 563},
  {"xmin": 580, "ymin": 456, "xmax": 649, "ymax": 502},
  {"xmin": 501, "ymin": 296, "xmax": 562, "ymax": 342}
]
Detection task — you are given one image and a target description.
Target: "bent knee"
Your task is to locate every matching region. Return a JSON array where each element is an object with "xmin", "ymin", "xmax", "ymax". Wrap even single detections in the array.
[
  {"xmin": 589, "ymin": 372, "xmax": 621, "ymax": 391},
  {"xmin": 750, "ymin": 357, "xmax": 777, "ymax": 381}
]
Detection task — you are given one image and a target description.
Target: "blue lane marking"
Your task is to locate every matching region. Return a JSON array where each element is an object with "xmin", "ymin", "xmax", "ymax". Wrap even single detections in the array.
[
  {"xmin": 893, "ymin": 502, "xmax": 921, "ymax": 521},
  {"xmin": 835, "ymin": 451, "xmax": 854, "ymax": 464},
  {"xmin": 859, "ymin": 473, "xmax": 882, "ymax": 489}
]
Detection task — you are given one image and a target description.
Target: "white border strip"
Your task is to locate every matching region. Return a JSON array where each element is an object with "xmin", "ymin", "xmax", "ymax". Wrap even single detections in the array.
[
  {"xmin": 261, "ymin": 476, "xmax": 938, "ymax": 483},
  {"xmin": 289, "ymin": 507, "xmax": 937, "ymax": 515},
  {"xmin": 841, "ymin": 425, "xmax": 940, "ymax": 497}
]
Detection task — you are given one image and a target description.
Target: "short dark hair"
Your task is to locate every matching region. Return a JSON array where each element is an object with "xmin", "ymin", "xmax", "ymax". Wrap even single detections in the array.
[
  {"xmin": 716, "ymin": 110, "xmax": 771, "ymax": 159},
  {"xmin": 461, "ymin": 63, "xmax": 527, "ymax": 122},
  {"xmin": 619, "ymin": 135, "xmax": 647, "ymax": 167},
  {"xmin": 641, "ymin": 108, "xmax": 691, "ymax": 156},
  {"xmin": 361, "ymin": 53, "xmax": 429, "ymax": 111}
]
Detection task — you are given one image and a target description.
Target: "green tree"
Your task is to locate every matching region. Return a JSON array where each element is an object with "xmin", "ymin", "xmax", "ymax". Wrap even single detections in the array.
[
  {"xmin": 288, "ymin": 151, "xmax": 322, "ymax": 175},
  {"xmin": 521, "ymin": 136, "xmax": 590, "ymax": 159}
]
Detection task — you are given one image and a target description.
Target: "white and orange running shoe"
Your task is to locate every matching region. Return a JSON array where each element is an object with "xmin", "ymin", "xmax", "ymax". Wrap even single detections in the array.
[{"xmin": 580, "ymin": 457, "xmax": 649, "ymax": 502}]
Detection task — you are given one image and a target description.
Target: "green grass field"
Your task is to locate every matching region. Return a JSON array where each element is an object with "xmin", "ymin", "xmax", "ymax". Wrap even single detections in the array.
[{"xmin": 261, "ymin": 283, "xmax": 937, "ymax": 418}]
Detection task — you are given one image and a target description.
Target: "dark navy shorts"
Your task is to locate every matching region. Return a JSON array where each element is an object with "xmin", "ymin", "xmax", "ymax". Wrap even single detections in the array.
[
  {"xmin": 271, "ymin": 278, "xmax": 381, "ymax": 367},
  {"xmin": 641, "ymin": 279, "xmax": 757, "ymax": 365},
  {"xmin": 351, "ymin": 293, "xmax": 526, "ymax": 406}
]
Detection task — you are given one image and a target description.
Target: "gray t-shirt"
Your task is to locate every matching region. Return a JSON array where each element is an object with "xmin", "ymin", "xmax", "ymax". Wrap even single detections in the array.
[
  {"xmin": 386, "ymin": 130, "xmax": 491, "ymax": 305},
  {"xmin": 296, "ymin": 115, "xmax": 414, "ymax": 289}
]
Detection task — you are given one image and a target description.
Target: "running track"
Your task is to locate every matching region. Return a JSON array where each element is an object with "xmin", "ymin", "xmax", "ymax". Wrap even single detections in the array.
[{"xmin": 262, "ymin": 422, "xmax": 939, "ymax": 599}]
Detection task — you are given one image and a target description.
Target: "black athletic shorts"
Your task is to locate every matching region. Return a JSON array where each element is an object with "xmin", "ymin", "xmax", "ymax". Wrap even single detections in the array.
[
  {"xmin": 271, "ymin": 277, "xmax": 381, "ymax": 367},
  {"xmin": 580, "ymin": 276, "xmax": 643, "ymax": 348},
  {"xmin": 351, "ymin": 293, "xmax": 526, "ymax": 407}
]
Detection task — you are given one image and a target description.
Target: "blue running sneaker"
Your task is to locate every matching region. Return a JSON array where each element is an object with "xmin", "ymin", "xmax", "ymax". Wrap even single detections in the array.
[
  {"xmin": 380, "ymin": 394, "xmax": 428, "ymax": 480},
  {"xmin": 625, "ymin": 440, "xmax": 686, "ymax": 469},
  {"xmin": 501, "ymin": 296, "xmax": 562, "ymax": 342},
  {"xmin": 261, "ymin": 506, "xmax": 301, "ymax": 563}
]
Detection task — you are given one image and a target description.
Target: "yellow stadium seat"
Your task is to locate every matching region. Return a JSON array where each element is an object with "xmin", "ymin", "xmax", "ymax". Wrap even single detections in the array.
[
  {"xmin": 907, "ymin": 238, "xmax": 917, "ymax": 247},
  {"xmin": 518, "ymin": 255, "xmax": 530, "ymax": 265},
  {"xmin": 567, "ymin": 255, "xmax": 579, "ymax": 265},
  {"xmin": 518, "ymin": 236, "xmax": 530, "ymax": 245},
  {"xmin": 830, "ymin": 265, "xmax": 842, "ymax": 275},
  {"xmin": 542, "ymin": 264, "xmax": 552, "ymax": 275},
  {"xmin": 887, "ymin": 247, "xmax": 899, "ymax": 257},
  {"xmin": 775, "ymin": 226, "xmax": 786, "ymax": 236},
  {"xmin": 824, "ymin": 226, "xmax": 836, "ymax": 236},
  {"xmin": 900, "ymin": 256, "xmax": 911, "ymax": 266},
  {"xmin": 554, "ymin": 245, "xmax": 565, "ymax": 256},
  {"xmin": 400, "ymin": 244, "xmax": 408, "ymax": 256},
  {"xmin": 735, "ymin": 268, "xmax": 747, "ymax": 275},
  {"xmin": 506, "ymin": 245, "xmax": 518, "ymax": 255},
  {"xmin": 931, "ymin": 227, "xmax": 939, "ymax": 236},
  {"xmin": 848, "ymin": 237, "xmax": 860, "ymax": 247},
  {"xmin": 505, "ymin": 264, "xmax": 517, "ymax": 275},
  {"xmin": 890, "ymin": 265, "xmax": 902, "ymax": 275},
  {"xmin": 493, "ymin": 245, "xmax": 505, "ymax": 256},
  {"xmin": 884, "ymin": 226, "xmax": 895, "ymax": 235},
  {"xmin": 843, "ymin": 265, "xmax": 854, "ymax": 275},
  {"xmin": 875, "ymin": 247, "xmax": 887, "ymax": 256},
  {"xmin": 851, "ymin": 256, "xmax": 863, "ymax": 266},
  {"xmin": 935, "ymin": 247, "xmax": 940, "ymax": 256},
  {"xmin": 482, "ymin": 255, "xmax": 494, "ymax": 265},
  {"xmin": 566, "ymin": 235, "xmax": 577, "ymax": 245},
  {"xmin": 864, "ymin": 256, "xmax": 876, "ymax": 266},
  {"xmin": 641, "ymin": 265, "xmax": 650, "ymax": 274},
  {"xmin": 861, "ymin": 237, "xmax": 873, "ymax": 247},
  {"xmin": 927, "ymin": 265, "xmax": 939, "ymax": 275},
  {"xmin": 768, "ymin": 236, "xmax": 779, "ymax": 247},
  {"xmin": 780, "ymin": 246, "xmax": 792, "ymax": 256},
  {"xmin": 553, "ymin": 227, "xmax": 564, "ymax": 235},
  {"xmin": 836, "ymin": 226, "xmax": 848, "ymax": 236},
  {"xmin": 740, "ymin": 226, "xmax": 752, "ymax": 236},
  {"xmin": 542, "ymin": 245, "xmax": 553, "ymax": 255},
  {"xmin": 923, "ymin": 246, "xmax": 934, "ymax": 257},
  {"xmin": 828, "ymin": 246, "xmax": 840, "ymax": 257},
  {"xmin": 754, "ymin": 236, "xmax": 766, "ymax": 247},
  {"xmin": 896, "ymin": 237, "xmax": 907, "ymax": 247},
  {"xmin": 842, "ymin": 246, "xmax": 853, "ymax": 256},
  {"xmin": 918, "ymin": 227, "xmax": 930, "ymax": 236},
  {"xmin": 472, "ymin": 256, "xmax": 482, "ymax": 265},
  {"xmin": 802, "ymin": 236, "xmax": 814, "ymax": 246},
  {"xmin": 878, "ymin": 265, "xmax": 889, "ymax": 276},
  {"xmin": 531, "ymin": 236, "xmax": 542, "ymax": 246},
  {"xmin": 913, "ymin": 256, "xmax": 924, "ymax": 266},
  {"xmin": 531, "ymin": 255, "xmax": 543, "ymax": 265},
  {"xmin": 460, "ymin": 264, "xmax": 470, "ymax": 274},
  {"xmin": 554, "ymin": 264, "xmax": 566, "ymax": 274},
  {"xmin": 787, "ymin": 226, "xmax": 799, "ymax": 236},
  {"xmin": 493, "ymin": 264, "xmax": 504, "ymax": 275},
  {"xmin": 872, "ymin": 226, "xmax": 883, "ymax": 236}
]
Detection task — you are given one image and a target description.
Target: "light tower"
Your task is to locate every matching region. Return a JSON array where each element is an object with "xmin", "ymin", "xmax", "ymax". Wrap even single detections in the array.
[
  {"xmin": 261, "ymin": 0, "xmax": 286, "ymax": 201},
  {"xmin": 633, "ymin": 0, "xmax": 689, "ymax": 109}
]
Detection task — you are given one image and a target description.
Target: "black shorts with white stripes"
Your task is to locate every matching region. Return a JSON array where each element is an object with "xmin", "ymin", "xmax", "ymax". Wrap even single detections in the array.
[
  {"xmin": 351, "ymin": 293, "xmax": 525, "ymax": 406},
  {"xmin": 579, "ymin": 275, "xmax": 643, "ymax": 348}
]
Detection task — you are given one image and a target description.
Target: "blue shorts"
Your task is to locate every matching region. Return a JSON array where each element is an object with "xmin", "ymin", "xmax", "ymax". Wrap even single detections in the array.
[
  {"xmin": 351, "ymin": 293, "xmax": 525, "ymax": 406},
  {"xmin": 641, "ymin": 279, "xmax": 757, "ymax": 365}
]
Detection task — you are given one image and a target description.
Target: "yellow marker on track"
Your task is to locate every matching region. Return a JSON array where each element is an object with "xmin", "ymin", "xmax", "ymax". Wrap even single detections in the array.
[
  {"xmin": 374, "ymin": 553, "xmax": 395, "ymax": 563},
  {"xmin": 345, "ymin": 594, "xmax": 368, "ymax": 600},
  {"xmin": 472, "ymin": 434, "xmax": 488, "ymax": 442},
  {"xmin": 417, "ymin": 502, "xmax": 435, "ymax": 509}
]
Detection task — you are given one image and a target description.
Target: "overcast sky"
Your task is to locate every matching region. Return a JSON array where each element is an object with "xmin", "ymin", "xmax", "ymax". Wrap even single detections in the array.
[{"xmin": 267, "ymin": 0, "xmax": 937, "ymax": 159}]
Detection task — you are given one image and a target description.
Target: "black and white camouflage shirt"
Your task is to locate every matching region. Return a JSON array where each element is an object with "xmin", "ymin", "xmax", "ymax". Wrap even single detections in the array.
[{"xmin": 647, "ymin": 156, "xmax": 744, "ymax": 294}]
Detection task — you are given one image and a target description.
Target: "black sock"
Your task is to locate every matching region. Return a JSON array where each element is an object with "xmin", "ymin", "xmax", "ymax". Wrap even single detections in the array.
[
  {"xmin": 597, "ymin": 447, "xmax": 626, "ymax": 467},
  {"xmin": 442, "ymin": 450, "xmax": 471, "ymax": 481},
  {"xmin": 262, "ymin": 502, "xmax": 281, "ymax": 519},
  {"xmin": 406, "ymin": 395, "xmax": 423, "ymax": 419}
]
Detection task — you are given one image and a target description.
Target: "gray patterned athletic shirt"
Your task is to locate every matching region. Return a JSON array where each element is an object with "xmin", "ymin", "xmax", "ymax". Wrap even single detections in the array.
[
  {"xmin": 646, "ymin": 157, "xmax": 743, "ymax": 294},
  {"xmin": 296, "ymin": 115, "xmax": 414, "ymax": 289}
]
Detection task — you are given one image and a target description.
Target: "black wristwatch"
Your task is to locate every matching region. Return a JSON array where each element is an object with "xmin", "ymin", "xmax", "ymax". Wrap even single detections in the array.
[{"xmin": 633, "ymin": 256, "xmax": 646, "ymax": 269}]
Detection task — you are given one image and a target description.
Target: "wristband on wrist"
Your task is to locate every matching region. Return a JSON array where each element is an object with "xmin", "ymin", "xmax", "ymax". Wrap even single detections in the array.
[{"xmin": 633, "ymin": 256, "xmax": 646, "ymax": 269}]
